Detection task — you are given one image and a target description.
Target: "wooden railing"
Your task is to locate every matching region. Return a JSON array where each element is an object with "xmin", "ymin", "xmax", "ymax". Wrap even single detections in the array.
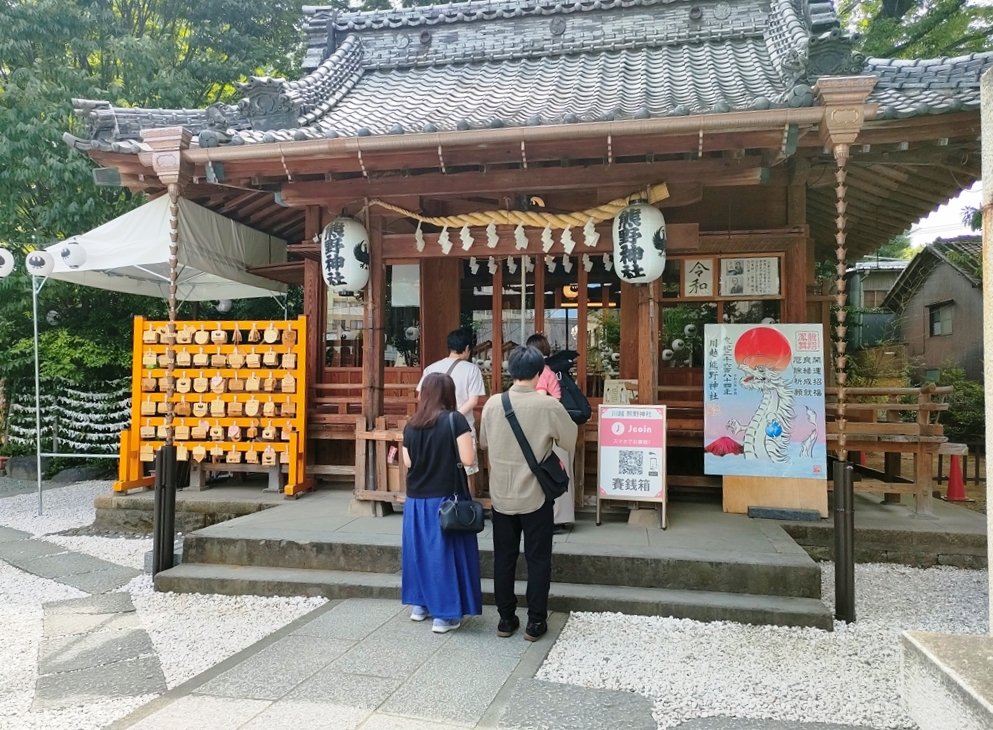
[{"xmin": 825, "ymin": 384, "xmax": 958, "ymax": 513}]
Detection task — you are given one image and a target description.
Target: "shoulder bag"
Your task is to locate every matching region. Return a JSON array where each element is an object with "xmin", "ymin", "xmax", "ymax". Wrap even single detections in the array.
[
  {"xmin": 438, "ymin": 412, "xmax": 485, "ymax": 534},
  {"xmin": 501, "ymin": 392, "xmax": 569, "ymax": 502}
]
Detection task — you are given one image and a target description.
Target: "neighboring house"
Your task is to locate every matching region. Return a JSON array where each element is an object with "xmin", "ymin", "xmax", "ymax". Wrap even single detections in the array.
[
  {"xmin": 881, "ymin": 237, "xmax": 983, "ymax": 381},
  {"xmin": 845, "ymin": 257, "xmax": 909, "ymax": 349}
]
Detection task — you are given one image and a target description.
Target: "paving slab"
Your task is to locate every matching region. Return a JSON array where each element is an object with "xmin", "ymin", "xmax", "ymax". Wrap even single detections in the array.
[
  {"xmin": 39, "ymin": 627, "xmax": 156, "ymax": 675},
  {"xmin": 498, "ymin": 678, "xmax": 656, "ymax": 730},
  {"xmin": 0, "ymin": 538, "xmax": 66, "ymax": 561},
  {"xmin": 240, "ymin": 700, "xmax": 371, "ymax": 730},
  {"xmin": 45, "ymin": 591, "xmax": 136, "ymax": 615},
  {"xmin": 282, "ymin": 669, "xmax": 400, "ymax": 708},
  {"xmin": 58, "ymin": 565, "xmax": 141, "ymax": 593},
  {"xmin": 33, "ymin": 655, "xmax": 168, "ymax": 710},
  {"xmin": 0, "ymin": 525, "xmax": 32, "ymax": 542},
  {"xmin": 15, "ymin": 550, "xmax": 123, "ymax": 580},
  {"xmin": 380, "ymin": 646, "xmax": 520, "ymax": 726},
  {"xmin": 291, "ymin": 597, "xmax": 404, "ymax": 641},
  {"xmin": 44, "ymin": 609, "xmax": 142, "ymax": 637},
  {"xmin": 128, "ymin": 695, "xmax": 271, "ymax": 730},
  {"xmin": 329, "ymin": 612, "xmax": 454, "ymax": 680},
  {"xmin": 443, "ymin": 607, "xmax": 532, "ymax": 659},
  {"xmin": 195, "ymin": 635, "xmax": 353, "ymax": 700},
  {"xmin": 357, "ymin": 714, "xmax": 466, "ymax": 730},
  {"xmin": 670, "ymin": 720, "xmax": 883, "ymax": 730}
]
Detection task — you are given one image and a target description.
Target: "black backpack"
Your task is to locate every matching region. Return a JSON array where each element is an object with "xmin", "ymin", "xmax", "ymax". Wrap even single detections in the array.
[{"xmin": 546, "ymin": 350, "xmax": 592, "ymax": 425}]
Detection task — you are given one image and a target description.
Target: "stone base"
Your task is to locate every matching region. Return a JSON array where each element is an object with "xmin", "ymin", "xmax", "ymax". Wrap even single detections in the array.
[
  {"xmin": 52, "ymin": 466, "xmax": 113, "ymax": 483},
  {"xmin": 143, "ymin": 544, "xmax": 184, "ymax": 574},
  {"xmin": 902, "ymin": 631, "xmax": 993, "ymax": 730},
  {"xmin": 348, "ymin": 498, "xmax": 393, "ymax": 517}
]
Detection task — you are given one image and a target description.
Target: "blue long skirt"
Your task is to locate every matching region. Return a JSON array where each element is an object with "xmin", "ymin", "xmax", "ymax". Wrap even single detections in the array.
[{"xmin": 401, "ymin": 496, "xmax": 482, "ymax": 620}]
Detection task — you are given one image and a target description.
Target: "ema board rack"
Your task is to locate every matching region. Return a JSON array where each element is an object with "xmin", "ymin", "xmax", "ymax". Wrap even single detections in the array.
[{"xmin": 114, "ymin": 316, "xmax": 313, "ymax": 497}]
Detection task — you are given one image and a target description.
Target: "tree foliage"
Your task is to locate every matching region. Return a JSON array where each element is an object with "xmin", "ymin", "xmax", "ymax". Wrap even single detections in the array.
[
  {"xmin": 838, "ymin": 0, "xmax": 993, "ymax": 59},
  {"xmin": 0, "ymin": 0, "xmax": 321, "ymax": 385}
]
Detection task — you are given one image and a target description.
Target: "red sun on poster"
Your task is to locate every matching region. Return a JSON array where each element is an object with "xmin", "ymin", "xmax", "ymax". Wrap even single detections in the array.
[{"xmin": 733, "ymin": 327, "xmax": 792, "ymax": 371}]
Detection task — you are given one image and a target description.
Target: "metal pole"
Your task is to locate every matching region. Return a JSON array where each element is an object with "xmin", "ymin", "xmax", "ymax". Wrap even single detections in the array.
[
  {"xmin": 834, "ymin": 462, "xmax": 856, "ymax": 623},
  {"xmin": 32, "ymin": 275, "xmax": 43, "ymax": 516}
]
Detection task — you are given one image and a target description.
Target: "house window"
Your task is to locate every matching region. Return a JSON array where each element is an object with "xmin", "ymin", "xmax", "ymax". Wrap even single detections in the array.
[{"xmin": 929, "ymin": 303, "xmax": 953, "ymax": 336}]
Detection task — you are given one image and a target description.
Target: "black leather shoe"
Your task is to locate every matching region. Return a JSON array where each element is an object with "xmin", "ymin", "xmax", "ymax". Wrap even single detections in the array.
[
  {"xmin": 524, "ymin": 620, "xmax": 547, "ymax": 641},
  {"xmin": 497, "ymin": 615, "xmax": 520, "ymax": 638}
]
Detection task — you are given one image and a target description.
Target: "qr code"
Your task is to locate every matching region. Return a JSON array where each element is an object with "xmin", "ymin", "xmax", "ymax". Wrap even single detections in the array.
[{"xmin": 618, "ymin": 450, "xmax": 643, "ymax": 475}]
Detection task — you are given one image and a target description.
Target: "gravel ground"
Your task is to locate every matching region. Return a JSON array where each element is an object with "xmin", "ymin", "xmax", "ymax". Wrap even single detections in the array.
[
  {"xmin": 539, "ymin": 563, "xmax": 989, "ymax": 730},
  {"xmin": 0, "ymin": 481, "xmax": 327, "ymax": 729},
  {"xmin": 0, "ymin": 481, "xmax": 110, "ymax": 536}
]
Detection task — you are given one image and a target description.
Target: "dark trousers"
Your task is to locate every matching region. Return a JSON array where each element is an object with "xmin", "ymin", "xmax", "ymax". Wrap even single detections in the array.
[{"xmin": 491, "ymin": 499, "xmax": 554, "ymax": 624}]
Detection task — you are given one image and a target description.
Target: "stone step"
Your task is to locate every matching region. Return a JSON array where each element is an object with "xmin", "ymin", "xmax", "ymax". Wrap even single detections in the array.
[
  {"xmin": 154, "ymin": 563, "xmax": 833, "ymax": 630},
  {"xmin": 182, "ymin": 532, "xmax": 822, "ymax": 599}
]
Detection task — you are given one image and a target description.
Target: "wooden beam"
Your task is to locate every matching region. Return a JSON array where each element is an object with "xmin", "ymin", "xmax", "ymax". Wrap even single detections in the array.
[
  {"xmin": 364, "ymin": 214, "xmax": 386, "ymax": 432},
  {"xmin": 278, "ymin": 158, "xmax": 768, "ymax": 207},
  {"xmin": 637, "ymin": 280, "xmax": 659, "ymax": 405}
]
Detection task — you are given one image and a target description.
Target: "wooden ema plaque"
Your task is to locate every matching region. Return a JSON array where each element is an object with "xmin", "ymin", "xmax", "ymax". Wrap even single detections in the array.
[{"xmin": 114, "ymin": 316, "xmax": 313, "ymax": 497}]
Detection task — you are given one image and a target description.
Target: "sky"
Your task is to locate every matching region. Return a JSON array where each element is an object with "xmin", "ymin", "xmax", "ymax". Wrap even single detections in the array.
[{"xmin": 907, "ymin": 181, "xmax": 983, "ymax": 248}]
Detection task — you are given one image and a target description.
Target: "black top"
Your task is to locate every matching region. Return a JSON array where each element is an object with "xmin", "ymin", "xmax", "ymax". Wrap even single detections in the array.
[{"xmin": 403, "ymin": 411, "xmax": 471, "ymax": 499}]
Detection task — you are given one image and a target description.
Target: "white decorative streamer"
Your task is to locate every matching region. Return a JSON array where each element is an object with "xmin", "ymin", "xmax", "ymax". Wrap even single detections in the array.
[
  {"xmin": 582, "ymin": 254, "xmax": 594, "ymax": 272},
  {"xmin": 541, "ymin": 225, "xmax": 553, "ymax": 253},
  {"xmin": 514, "ymin": 224, "xmax": 528, "ymax": 250},
  {"xmin": 507, "ymin": 256, "xmax": 518, "ymax": 275},
  {"xmin": 459, "ymin": 225, "xmax": 474, "ymax": 251},
  {"xmin": 415, "ymin": 221, "xmax": 425, "ymax": 252},
  {"xmin": 583, "ymin": 217, "xmax": 600, "ymax": 247},
  {"xmin": 486, "ymin": 221, "xmax": 499, "ymax": 249},
  {"xmin": 523, "ymin": 255, "xmax": 534, "ymax": 273},
  {"xmin": 469, "ymin": 256, "xmax": 480, "ymax": 275},
  {"xmin": 561, "ymin": 227, "xmax": 576, "ymax": 255},
  {"xmin": 488, "ymin": 256, "xmax": 498, "ymax": 275},
  {"xmin": 438, "ymin": 227, "xmax": 452, "ymax": 255},
  {"xmin": 562, "ymin": 255, "xmax": 573, "ymax": 273},
  {"xmin": 603, "ymin": 253, "xmax": 613, "ymax": 272},
  {"xmin": 545, "ymin": 255, "xmax": 557, "ymax": 273}
]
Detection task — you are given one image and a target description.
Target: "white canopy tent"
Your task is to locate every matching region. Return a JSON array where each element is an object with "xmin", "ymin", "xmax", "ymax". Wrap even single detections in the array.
[{"xmin": 45, "ymin": 195, "xmax": 287, "ymax": 300}]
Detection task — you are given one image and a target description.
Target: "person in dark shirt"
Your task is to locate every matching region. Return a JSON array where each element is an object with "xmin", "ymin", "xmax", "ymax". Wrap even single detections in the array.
[{"xmin": 401, "ymin": 372, "xmax": 482, "ymax": 633}]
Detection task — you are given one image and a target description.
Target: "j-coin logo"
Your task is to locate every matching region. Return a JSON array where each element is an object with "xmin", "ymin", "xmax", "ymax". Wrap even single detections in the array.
[{"xmin": 611, "ymin": 422, "xmax": 625, "ymax": 435}]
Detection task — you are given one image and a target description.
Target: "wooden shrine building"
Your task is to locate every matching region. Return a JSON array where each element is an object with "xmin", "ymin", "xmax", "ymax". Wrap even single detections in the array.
[{"xmin": 64, "ymin": 0, "xmax": 991, "ymax": 514}]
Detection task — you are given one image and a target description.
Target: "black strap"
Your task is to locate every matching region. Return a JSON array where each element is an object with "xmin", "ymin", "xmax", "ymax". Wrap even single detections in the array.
[
  {"xmin": 500, "ymin": 392, "xmax": 541, "ymax": 476},
  {"xmin": 445, "ymin": 358, "xmax": 462, "ymax": 377},
  {"xmin": 447, "ymin": 412, "xmax": 469, "ymax": 496}
]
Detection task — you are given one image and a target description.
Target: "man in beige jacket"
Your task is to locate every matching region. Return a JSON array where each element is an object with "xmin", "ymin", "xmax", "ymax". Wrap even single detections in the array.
[{"xmin": 479, "ymin": 346, "xmax": 577, "ymax": 641}]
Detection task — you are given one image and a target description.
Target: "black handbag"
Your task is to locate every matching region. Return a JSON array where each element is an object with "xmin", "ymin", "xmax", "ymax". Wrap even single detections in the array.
[
  {"xmin": 438, "ymin": 413, "xmax": 485, "ymax": 534},
  {"xmin": 501, "ymin": 392, "xmax": 569, "ymax": 502}
]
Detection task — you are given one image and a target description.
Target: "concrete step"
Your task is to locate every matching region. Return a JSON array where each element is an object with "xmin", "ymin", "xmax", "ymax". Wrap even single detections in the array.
[
  {"xmin": 182, "ymin": 532, "xmax": 822, "ymax": 599},
  {"xmin": 154, "ymin": 563, "xmax": 834, "ymax": 630}
]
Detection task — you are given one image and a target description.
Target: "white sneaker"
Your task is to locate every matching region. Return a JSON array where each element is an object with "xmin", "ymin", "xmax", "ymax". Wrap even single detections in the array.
[
  {"xmin": 410, "ymin": 606, "xmax": 430, "ymax": 622},
  {"xmin": 431, "ymin": 618, "xmax": 461, "ymax": 634}
]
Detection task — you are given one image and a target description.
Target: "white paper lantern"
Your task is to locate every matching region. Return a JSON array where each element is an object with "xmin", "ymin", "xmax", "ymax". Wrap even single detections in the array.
[
  {"xmin": 405, "ymin": 326, "xmax": 420, "ymax": 341},
  {"xmin": 25, "ymin": 250, "xmax": 54, "ymax": 278},
  {"xmin": 46, "ymin": 310, "xmax": 61, "ymax": 326},
  {"xmin": 321, "ymin": 217, "xmax": 370, "ymax": 296},
  {"xmin": 684, "ymin": 324, "xmax": 697, "ymax": 337},
  {"xmin": 611, "ymin": 201, "xmax": 666, "ymax": 284},
  {"xmin": 662, "ymin": 348, "xmax": 674, "ymax": 361},
  {"xmin": 672, "ymin": 338, "xmax": 685, "ymax": 352},
  {"xmin": 0, "ymin": 248, "xmax": 14, "ymax": 278},
  {"xmin": 56, "ymin": 242, "xmax": 86, "ymax": 269},
  {"xmin": 216, "ymin": 299, "xmax": 233, "ymax": 313}
]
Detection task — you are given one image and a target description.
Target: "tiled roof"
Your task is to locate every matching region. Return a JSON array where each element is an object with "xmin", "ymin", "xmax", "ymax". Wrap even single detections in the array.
[
  {"xmin": 62, "ymin": 0, "xmax": 988, "ymax": 154},
  {"xmin": 882, "ymin": 236, "xmax": 982, "ymax": 311}
]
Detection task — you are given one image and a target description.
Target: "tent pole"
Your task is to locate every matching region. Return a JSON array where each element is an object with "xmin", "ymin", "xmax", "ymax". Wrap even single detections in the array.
[{"xmin": 33, "ymin": 275, "xmax": 43, "ymax": 516}]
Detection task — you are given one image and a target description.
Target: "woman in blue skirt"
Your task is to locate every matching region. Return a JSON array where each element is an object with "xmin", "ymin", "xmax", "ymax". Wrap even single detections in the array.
[{"xmin": 401, "ymin": 372, "xmax": 482, "ymax": 633}]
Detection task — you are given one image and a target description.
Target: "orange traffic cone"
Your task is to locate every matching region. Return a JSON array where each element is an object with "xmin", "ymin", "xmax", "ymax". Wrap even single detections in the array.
[{"xmin": 942, "ymin": 455, "xmax": 971, "ymax": 502}]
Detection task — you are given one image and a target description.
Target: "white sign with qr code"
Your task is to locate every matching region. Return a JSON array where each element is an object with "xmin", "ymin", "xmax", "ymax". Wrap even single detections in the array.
[{"xmin": 597, "ymin": 405, "xmax": 667, "ymax": 502}]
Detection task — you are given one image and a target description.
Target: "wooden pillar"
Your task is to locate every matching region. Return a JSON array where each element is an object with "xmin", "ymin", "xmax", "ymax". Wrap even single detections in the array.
[
  {"xmin": 364, "ymin": 213, "xmax": 385, "ymax": 428},
  {"xmin": 420, "ymin": 258, "xmax": 461, "ymax": 365},
  {"xmin": 491, "ymin": 265, "xmax": 503, "ymax": 393},
  {"xmin": 576, "ymin": 261, "xmax": 588, "ymax": 393},
  {"xmin": 637, "ymin": 280, "xmax": 659, "ymax": 405},
  {"xmin": 619, "ymin": 281, "xmax": 638, "ymax": 380},
  {"xmin": 784, "ymin": 237, "xmax": 807, "ymax": 324},
  {"xmin": 303, "ymin": 206, "xmax": 325, "ymax": 386},
  {"xmin": 533, "ymin": 260, "xmax": 545, "ymax": 335}
]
